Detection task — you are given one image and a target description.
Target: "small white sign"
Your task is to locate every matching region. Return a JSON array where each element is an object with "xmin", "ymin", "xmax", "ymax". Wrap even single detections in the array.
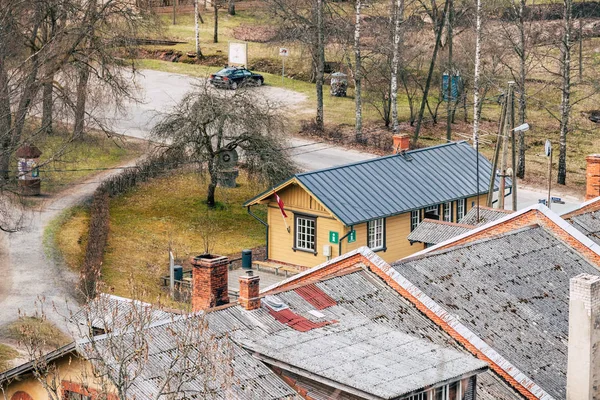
[
  {"xmin": 229, "ymin": 42, "xmax": 248, "ymax": 66},
  {"xmin": 279, "ymin": 47, "xmax": 289, "ymax": 57},
  {"xmin": 545, "ymin": 139, "xmax": 552, "ymax": 157}
]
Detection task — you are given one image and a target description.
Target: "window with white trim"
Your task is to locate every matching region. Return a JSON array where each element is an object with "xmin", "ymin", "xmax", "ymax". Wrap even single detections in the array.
[
  {"xmin": 456, "ymin": 198, "xmax": 466, "ymax": 221},
  {"xmin": 410, "ymin": 210, "xmax": 420, "ymax": 231},
  {"xmin": 368, "ymin": 218, "xmax": 384, "ymax": 250},
  {"xmin": 295, "ymin": 215, "xmax": 316, "ymax": 252},
  {"xmin": 443, "ymin": 202, "xmax": 452, "ymax": 222},
  {"xmin": 405, "ymin": 380, "xmax": 466, "ymax": 400}
]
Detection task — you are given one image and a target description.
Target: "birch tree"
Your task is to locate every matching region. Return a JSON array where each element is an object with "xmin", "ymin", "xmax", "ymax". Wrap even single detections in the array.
[
  {"xmin": 354, "ymin": 0, "xmax": 363, "ymax": 142},
  {"xmin": 315, "ymin": 0, "xmax": 325, "ymax": 130},
  {"xmin": 558, "ymin": 0, "xmax": 572, "ymax": 185},
  {"xmin": 472, "ymin": 0, "xmax": 482, "ymax": 150},
  {"xmin": 195, "ymin": 0, "xmax": 203, "ymax": 57},
  {"xmin": 390, "ymin": 0, "xmax": 404, "ymax": 134}
]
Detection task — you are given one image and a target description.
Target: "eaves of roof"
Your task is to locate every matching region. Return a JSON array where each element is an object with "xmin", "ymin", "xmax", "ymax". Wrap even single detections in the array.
[{"xmin": 0, "ymin": 342, "xmax": 76, "ymax": 384}]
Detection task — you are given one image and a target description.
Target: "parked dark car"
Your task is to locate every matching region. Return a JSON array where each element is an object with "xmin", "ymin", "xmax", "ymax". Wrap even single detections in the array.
[{"xmin": 209, "ymin": 67, "xmax": 264, "ymax": 89}]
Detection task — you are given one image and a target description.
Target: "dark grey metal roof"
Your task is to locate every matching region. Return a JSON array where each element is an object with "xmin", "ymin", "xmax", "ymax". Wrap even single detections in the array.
[
  {"xmin": 294, "ymin": 141, "xmax": 506, "ymax": 226},
  {"xmin": 459, "ymin": 206, "xmax": 513, "ymax": 226},
  {"xmin": 209, "ymin": 271, "xmax": 520, "ymax": 400},
  {"xmin": 393, "ymin": 225, "xmax": 600, "ymax": 399},
  {"xmin": 566, "ymin": 210, "xmax": 600, "ymax": 245},
  {"xmin": 407, "ymin": 220, "xmax": 474, "ymax": 244}
]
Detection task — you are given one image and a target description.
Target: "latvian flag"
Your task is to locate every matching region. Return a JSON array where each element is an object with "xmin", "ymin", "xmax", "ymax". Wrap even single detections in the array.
[{"xmin": 275, "ymin": 193, "xmax": 287, "ymax": 218}]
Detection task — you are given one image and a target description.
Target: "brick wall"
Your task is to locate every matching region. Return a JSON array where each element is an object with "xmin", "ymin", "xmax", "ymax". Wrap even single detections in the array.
[
  {"xmin": 586, "ymin": 155, "xmax": 600, "ymax": 201},
  {"xmin": 191, "ymin": 255, "xmax": 229, "ymax": 311}
]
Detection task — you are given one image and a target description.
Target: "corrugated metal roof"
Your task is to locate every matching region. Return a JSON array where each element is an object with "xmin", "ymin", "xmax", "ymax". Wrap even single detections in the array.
[
  {"xmin": 407, "ymin": 220, "xmax": 474, "ymax": 244},
  {"xmin": 291, "ymin": 141, "xmax": 506, "ymax": 225},
  {"xmin": 393, "ymin": 224, "xmax": 600, "ymax": 399},
  {"xmin": 459, "ymin": 206, "xmax": 513, "ymax": 226},
  {"xmin": 566, "ymin": 210, "xmax": 600, "ymax": 245}
]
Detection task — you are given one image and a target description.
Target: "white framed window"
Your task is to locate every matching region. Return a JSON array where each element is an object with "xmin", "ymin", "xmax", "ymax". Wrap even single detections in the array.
[
  {"xmin": 410, "ymin": 210, "xmax": 420, "ymax": 231},
  {"xmin": 295, "ymin": 215, "xmax": 316, "ymax": 252},
  {"xmin": 425, "ymin": 205, "xmax": 439, "ymax": 213},
  {"xmin": 368, "ymin": 218, "xmax": 385, "ymax": 250},
  {"xmin": 457, "ymin": 199, "xmax": 467, "ymax": 221},
  {"xmin": 405, "ymin": 380, "xmax": 464, "ymax": 400},
  {"xmin": 443, "ymin": 202, "xmax": 452, "ymax": 222}
]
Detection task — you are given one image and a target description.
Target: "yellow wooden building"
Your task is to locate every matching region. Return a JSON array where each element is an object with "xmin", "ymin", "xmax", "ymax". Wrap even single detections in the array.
[{"xmin": 245, "ymin": 142, "xmax": 504, "ymax": 268}]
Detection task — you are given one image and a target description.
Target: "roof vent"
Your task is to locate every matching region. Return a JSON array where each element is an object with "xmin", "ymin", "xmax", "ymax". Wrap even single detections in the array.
[{"xmin": 263, "ymin": 295, "xmax": 289, "ymax": 311}]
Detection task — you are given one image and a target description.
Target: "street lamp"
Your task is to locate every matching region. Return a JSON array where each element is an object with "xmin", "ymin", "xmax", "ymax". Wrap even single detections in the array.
[{"xmin": 513, "ymin": 123, "xmax": 530, "ymax": 133}]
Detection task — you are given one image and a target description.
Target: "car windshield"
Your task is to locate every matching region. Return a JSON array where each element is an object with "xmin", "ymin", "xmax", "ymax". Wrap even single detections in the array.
[{"xmin": 215, "ymin": 68, "xmax": 236, "ymax": 76}]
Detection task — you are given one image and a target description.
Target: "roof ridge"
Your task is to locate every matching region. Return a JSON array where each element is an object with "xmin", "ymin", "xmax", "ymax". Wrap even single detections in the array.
[
  {"xmin": 417, "ymin": 218, "xmax": 475, "ymax": 229},
  {"xmin": 296, "ymin": 141, "xmax": 468, "ymax": 178}
]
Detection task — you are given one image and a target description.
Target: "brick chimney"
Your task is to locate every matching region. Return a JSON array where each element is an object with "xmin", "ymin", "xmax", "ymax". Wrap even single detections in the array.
[
  {"xmin": 586, "ymin": 154, "xmax": 600, "ymax": 200},
  {"xmin": 392, "ymin": 134, "xmax": 410, "ymax": 153},
  {"xmin": 191, "ymin": 254, "xmax": 229, "ymax": 312},
  {"xmin": 238, "ymin": 270, "xmax": 260, "ymax": 311},
  {"xmin": 566, "ymin": 273, "xmax": 600, "ymax": 400}
]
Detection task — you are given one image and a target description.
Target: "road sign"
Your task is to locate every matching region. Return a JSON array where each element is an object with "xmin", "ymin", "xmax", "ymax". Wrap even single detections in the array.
[
  {"xmin": 329, "ymin": 231, "xmax": 339, "ymax": 244},
  {"xmin": 279, "ymin": 48, "xmax": 289, "ymax": 57},
  {"xmin": 228, "ymin": 42, "xmax": 248, "ymax": 66},
  {"xmin": 545, "ymin": 139, "xmax": 552, "ymax": 157},
  {"xmin": 347, "ymin": 230, "xmax": 356, "ymax": 243}
]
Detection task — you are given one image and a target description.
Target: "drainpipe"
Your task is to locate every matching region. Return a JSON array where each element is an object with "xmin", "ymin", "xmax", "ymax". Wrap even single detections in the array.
[
  {"xmin": 247, "ymin": 206, "xmax": 268, "ymax": 261},
  {"xmin": 338, "ymin": 226, "xmax": 354, "ymax": 257}
]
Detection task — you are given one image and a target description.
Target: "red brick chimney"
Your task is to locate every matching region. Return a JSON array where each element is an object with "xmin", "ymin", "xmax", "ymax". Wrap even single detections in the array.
[
  {"xmin": 191, "ymin": 254, "xmax": 229, "ymax": 312},
  {"xmin": 392, "ymin": 134, "xmax": 410, "ymax": 153},
  {"xmin": 238, "ymin": 271, "xmax": 260, "ymax": 311},
  {"xmin": 586, "ymin": 154, "xmax": 600, "ymax": 200}
]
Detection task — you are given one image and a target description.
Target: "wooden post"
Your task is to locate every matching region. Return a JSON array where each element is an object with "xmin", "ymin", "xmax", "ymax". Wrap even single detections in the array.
[
  {"xmin": 499, "ymin": 82, "xmax": 515, "ymax": 210},
  {"xmin": 487, "ymin": 95, "xmax": 507, "ymax": 207},
  {"xmin": 548, "ymin": 145, "xmax": 553, "ymax": 209}
]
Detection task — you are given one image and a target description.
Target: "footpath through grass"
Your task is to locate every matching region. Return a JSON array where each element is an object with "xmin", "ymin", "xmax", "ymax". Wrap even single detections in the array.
[{"xmin": 55, "ymin": 170, "xmax": 267, "ymax": 301}]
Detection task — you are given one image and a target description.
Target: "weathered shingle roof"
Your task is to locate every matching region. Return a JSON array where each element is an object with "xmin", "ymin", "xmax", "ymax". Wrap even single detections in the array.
[
  {"xmin": 407, "ymin": 220, "xmax": 474, "ymax": 244},
  {"xmin": 78, "ymin": 315, "xmax": 298, "ymax": 400},
  {"xmin": 459, "ymin": 206, "xmax": 513, "ymax": 226},
  {"xmin": 565, "ymin": 210, "xmax": 600, "ymax": 245},
  {"xmin": 246, "ymin": 141, "xmax": 507, "ymax": 226},
  {"xmin": 209, "ymin": 270, "xmax": 519, "ymax": 400},
  {"xmin": 393, "ymin": 224, "xmax": 600, "ymax": 399}
]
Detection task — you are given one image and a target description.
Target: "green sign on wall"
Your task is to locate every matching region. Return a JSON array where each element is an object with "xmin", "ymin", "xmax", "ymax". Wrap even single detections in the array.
[
  {"xmin": 329, "ymin": 231, "xmax": 339, "ymax": 244},
  {"xmin": 348, "ymin": 230, "xmax": 356, "ymax": 243}
]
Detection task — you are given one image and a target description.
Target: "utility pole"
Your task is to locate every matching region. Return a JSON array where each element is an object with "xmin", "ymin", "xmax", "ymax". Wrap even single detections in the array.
[
  {"xmin": 486, "ymin": 97, "xmax": 507, "ymax": 207},
  {"xmin": 172, "ymin": 0, "xmax": 177, "ymax": 25},
  {"xmin": 547, "ymin": 140, "xmax": 553, "ymax": 209},
  {"xmin": 498, "ymin": 81, "xmax": 515, "ymax": 210}
]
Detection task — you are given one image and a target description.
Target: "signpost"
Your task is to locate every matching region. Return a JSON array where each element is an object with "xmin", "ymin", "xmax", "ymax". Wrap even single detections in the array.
[
  {"xmin": 229, "ymin": 42, "xmax": 248, "ymax": 66},
  {"xmin": 279, "ymin": 47, "xmax": 289, "ymax": 84},
  {"xmin": 545, "ymin": 139, "xmax": 552, "ymax": 209},
  {"xmin": 347, "ymin": 230, "xmax": 356, "ymax": 243},
  {"xmin": 329, "ymin": 231, "xmax": 339, "ymax": 244}
]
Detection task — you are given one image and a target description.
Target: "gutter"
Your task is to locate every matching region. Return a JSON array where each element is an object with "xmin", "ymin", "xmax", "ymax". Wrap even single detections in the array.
[
  {"xmin": 338, "ymin": 226, "xmax": 354, "ymax": 257},
  {"xmin": 247, "ymin": 206, "xmax": 268, "ymax": 261}
]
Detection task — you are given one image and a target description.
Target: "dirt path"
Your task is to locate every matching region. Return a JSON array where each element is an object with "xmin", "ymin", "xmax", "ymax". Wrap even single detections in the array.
[{"xmin": 0, "ymin": 161, "xmax": 137, "ymax": 332}]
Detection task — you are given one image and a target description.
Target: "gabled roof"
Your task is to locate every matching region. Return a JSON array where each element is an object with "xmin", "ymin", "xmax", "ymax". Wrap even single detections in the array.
[
  {"xmin": 562, "ymin": 197, "xmax": 600, "ymax": 245},
  {"xmin": 0, "ymin": 342, "xmax": 77, "ymax": 384},
  {"xmin": 392, "ymin": 204, "xmax": 600, "ymax": 400},
  {"xmin": 246, "ymin": 142, "xmax": 507, "ymax": 226},
  {"xmin": 407, "ymin": 219, "xmax": 474, "ymax": 244},
  {"xmin": 459, "ymin": 206, "xmax": 513, "ymax": 226}
]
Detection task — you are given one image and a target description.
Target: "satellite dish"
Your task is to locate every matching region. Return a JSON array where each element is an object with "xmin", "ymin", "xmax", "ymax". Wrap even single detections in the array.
[{"xmin": 218, "ymin": 149, "xmax": 239, "ymax": 169}]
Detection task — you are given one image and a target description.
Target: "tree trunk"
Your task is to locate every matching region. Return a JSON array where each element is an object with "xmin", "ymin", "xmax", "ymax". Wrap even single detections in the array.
[
  {"xmin": 446, "ymin": 0, "xmax": 453, "ymax": 142},
  {"xmin": 517, "ymin": 0, "xmax": 527, "ymax": 178},
  {"xmin": 73, "ymin": 64, "xmax": 90, "ymax": 139},
  {"xmin": 412, "ymin": 0, "xmax": 449, "ymax": 145},
  {"xmin": 315, "ymin": 0, "xmax": 325, "ymax": 130},
  {"xmin": 42, "ymin": 78, "xmax": 53, "ymax": 135},
  {"xmin": 228, "ymin": 0, "xmax": 235, "ymax": 15},
  {"xmin": 195, "ymin": 0, "xmax": 203, "ymax": 57},
  {"xmin": 207, "ymin": 159, "xmax": 218, "ymax": 207},
  {"xmin": 213, "ymin": 4, "xmax": 218, "ymax": 43},
  {"xmin": 354, "ymin": 0, "xmax": 363, "ymax": 143},
  {"xmin": 472, "ymin": 0, "xmax": 482, "ymax": 150},
  {"xmin": 0, "ymin": 62, "xmax": 12, "ymax": 181},
  {"xmin": 173, "ymin": 0, "xmax": 177, "ymax": 24},
  {"xmin": 558, "ymin": 0, "xmax": 572, "ymax": 185},
  {"xmin": 390, "ymin": 0, "xmax": 404, "ymax": 134}
]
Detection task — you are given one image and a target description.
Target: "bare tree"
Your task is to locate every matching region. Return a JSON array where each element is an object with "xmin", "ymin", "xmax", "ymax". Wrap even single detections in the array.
[
  {"xmin": 152, "ymin": 85, "xmax": 296, "ymax": 207},
  {"xmin": 558, "ymin": 0, "xmax": 572, "ymax": 185},
  {"xmin": 354, "ymin": 0, "xmax": 364, "ymax": 142},
  {"xmin": 472, "ymin": 0, "xmax": 482, "ymax": 150},
  {"xmin": 390, "ymin": 0, "xmax": 404, "ymax": 134}
]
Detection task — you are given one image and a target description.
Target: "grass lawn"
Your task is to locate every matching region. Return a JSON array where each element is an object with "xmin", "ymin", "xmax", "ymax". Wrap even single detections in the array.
[
  {"xmin": 55, "ymin": 169, "xmax": 267, "ymax": 302},
  {"xmin": 0, "ymin": 343, "xmax": 18, "ymax": 372},
  {"xmin": 3, "ymin": 317, "xmax": 71, "ymax": 349}
]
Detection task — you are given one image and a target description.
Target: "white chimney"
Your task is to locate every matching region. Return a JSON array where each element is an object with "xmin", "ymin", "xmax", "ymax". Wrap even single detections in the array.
[{"xmin": 566, "ymin": 273, "xmax": 600, "ymax": 400}]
